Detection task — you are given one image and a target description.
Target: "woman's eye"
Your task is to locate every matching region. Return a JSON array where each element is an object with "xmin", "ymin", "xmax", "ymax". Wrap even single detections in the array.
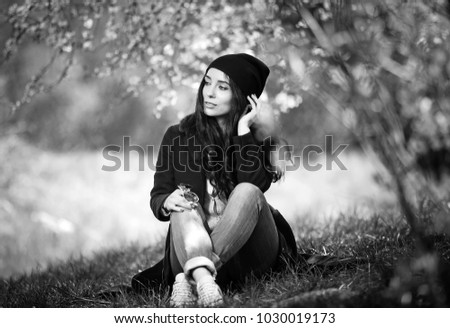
[{"xmin": 219, "ymin": 86, "xmax": 229, "ymax": 90}]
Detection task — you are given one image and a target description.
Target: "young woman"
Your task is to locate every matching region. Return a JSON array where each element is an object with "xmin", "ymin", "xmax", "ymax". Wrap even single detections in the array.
[{"xmin": 132, "ymin": 53, "xmax": 297, "ymax": 307}]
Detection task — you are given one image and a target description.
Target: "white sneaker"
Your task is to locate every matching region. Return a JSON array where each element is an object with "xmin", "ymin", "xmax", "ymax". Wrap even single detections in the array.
[
  {"xmin": 197, "ymin": 278, "xmax": 224, "ymax": 307},
  {"xmin": 169, "ymin": 273, "xmax": 197, "ymax": 307}
]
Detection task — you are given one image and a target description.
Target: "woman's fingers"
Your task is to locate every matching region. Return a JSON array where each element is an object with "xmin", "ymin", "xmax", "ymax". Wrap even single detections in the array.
[
  {"xmin": 166, "ymin": 191, "xmax": 196, "ymax": 211},
  {"xmin": 245, "ymin": 94, "xmax": 260, "ymax": 125},
  {"xmin": 239, "ymin": 94, "xmax": 262, "ymax": 132},
  {"xmin": 171, "ymin": 205, "xmax": 187, "ymax": 212},
  {"xmin": 251, "ymin": 94, "xmax": 260, "ymax": 113},
  {"xmin": 172, "ymin": 199, "xmax": 192, "ymax": 210},
  {"xmin": 247, "ymin": 95, "xmax": 256, "ymax": 111}
]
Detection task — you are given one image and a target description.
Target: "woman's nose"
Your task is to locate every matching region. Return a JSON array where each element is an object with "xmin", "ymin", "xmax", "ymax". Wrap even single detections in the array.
[{"xmin": 205, "ymin": 85, "xmax": 216, "ymax": 98}]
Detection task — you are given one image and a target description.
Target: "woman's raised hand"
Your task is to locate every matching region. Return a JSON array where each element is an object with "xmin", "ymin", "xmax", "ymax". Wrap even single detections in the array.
[
  {"xmin": 163, "ymin": 189, "xmax": 197, "ymax": 213},
  {"xmin": 238, "ymin": 94, "xmax": 261, "ymax": 135}
]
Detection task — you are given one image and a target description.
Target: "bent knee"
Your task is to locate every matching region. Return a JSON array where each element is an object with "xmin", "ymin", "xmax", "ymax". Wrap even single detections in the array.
[
  {"xmin": 184, "ymin": 233, "xmax": 212, "ymax": 255},
  {"xmin": 170, "ymin": 208, "xmax": 201, "ymax": 223},
  {"xmin": 170, "ymin": 210, "xmax": 212, "ymax": 254},
  {"xmin": 233, "ymin": 182, "xmax": 264, "ymax": 199}
]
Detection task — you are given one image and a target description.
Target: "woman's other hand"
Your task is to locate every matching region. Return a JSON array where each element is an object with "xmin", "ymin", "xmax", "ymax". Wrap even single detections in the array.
[
  {"xmin": 238, "ymin": 94, "xmax": 261, "ymax": 135},
  {"xmin": 163, "ymin": 189, "xmax": 197, "ymax": 213}
]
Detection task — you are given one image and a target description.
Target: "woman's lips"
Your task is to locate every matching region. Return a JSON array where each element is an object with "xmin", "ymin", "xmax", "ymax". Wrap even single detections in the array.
[{"xmin": 204, "ymin": 101, "xmax": 216, "ymax": 109}]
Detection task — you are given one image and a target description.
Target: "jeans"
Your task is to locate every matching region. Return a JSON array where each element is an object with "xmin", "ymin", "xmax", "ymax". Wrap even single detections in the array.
[{"xmin": 169, "ymin": 182, "xmax": 279, "ymax": 284}]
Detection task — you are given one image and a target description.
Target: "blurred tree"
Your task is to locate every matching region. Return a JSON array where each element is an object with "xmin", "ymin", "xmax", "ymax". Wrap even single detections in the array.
[{"xmin": 0, "ymin": 0, "xmax": 353, "ymax": 150}]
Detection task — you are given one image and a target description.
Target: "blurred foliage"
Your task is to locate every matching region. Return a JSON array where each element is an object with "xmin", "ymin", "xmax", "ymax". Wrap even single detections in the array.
[
  {"xmin": 0, "ymin": 0, "xmax": 448, "ymax": 156},
  {"xmin": 0, "ymin": 0, "xmax": 354, "ymax": 150}
]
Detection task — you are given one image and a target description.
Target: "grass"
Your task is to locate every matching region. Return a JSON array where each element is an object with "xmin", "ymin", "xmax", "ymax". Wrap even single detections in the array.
[{"xmin": 1, "ymin": 211, "xmax": 448, "ymax": 308}]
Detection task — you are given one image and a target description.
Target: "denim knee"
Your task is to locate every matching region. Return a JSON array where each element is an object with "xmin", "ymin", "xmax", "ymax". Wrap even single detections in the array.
[
  {"xmin": 183, "ymin": 232, "xmax": 212, "ymax": 256},
  {"xmin": 170, "ymin": 210, "xmax": 212, "ymax": 260},
  {"xmin": 231, "ymin": 182, "xmax": 263, "ymax": 200}
]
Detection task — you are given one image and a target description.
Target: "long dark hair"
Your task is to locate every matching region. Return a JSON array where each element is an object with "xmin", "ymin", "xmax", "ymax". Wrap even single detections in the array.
[{"xmin": 180, "ymin": 70, "xmax": 286, "ymax": 198}]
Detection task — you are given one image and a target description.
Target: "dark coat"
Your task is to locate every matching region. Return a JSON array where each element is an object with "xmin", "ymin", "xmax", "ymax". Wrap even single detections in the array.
[{"xmin": 131, "ymin": 123, "xmax": 297, "ymax": 292}]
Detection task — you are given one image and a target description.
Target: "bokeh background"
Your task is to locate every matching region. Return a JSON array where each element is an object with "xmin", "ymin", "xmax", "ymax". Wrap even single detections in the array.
[{"xmin": 1, "ymin": 0, "xmax": 449, "ymax": 279}]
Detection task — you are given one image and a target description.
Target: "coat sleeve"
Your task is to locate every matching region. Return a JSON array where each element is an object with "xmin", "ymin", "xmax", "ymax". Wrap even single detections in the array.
[
  {"xmin": 231, "ymin": 131, "xmax": 272, "ymax": 192},
  {"xmin": 150, "ymin": 126, "xmax": 177, "ymax": 221}
]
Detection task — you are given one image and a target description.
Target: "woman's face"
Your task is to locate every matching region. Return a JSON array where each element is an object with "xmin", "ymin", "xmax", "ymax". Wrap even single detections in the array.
[{"xmin": 202, "ymin": 68, "xmax": 233, "ymax": 118}]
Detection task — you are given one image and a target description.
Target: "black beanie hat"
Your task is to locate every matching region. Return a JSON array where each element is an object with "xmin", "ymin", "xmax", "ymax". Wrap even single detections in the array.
[{"xmin": 207, "ymin": 53, "xmax": 270, "ymax": 98}]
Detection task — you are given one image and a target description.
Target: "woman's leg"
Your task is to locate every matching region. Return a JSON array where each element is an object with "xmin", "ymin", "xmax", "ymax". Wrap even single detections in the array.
[
  {"xmin": 169, "ymin": 206, "xmax": 216, "ymax": 277},
  {"xmin": 210, "ymin": 182, "xmax": 279, "ymax": 281},
  {"xmin": 169, "ymin": 207, "xmax": 224, "ymax": 306}
]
